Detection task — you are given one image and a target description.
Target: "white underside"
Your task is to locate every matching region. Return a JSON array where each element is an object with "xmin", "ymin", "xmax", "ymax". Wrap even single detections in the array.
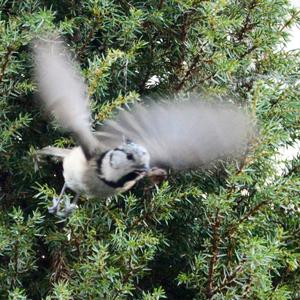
[{"xmin": 62, "ymin": 147, "xmax": 88, "ymax": 193}]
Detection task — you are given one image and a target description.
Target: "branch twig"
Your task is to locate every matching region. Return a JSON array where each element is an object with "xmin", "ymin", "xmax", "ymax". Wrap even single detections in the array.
[
  {"xmin": 206, "ymin": 210, "xmax": 221, "ymax": 298},
  {"xmin": 0, "ymin": 47, "xmax": 13, "ymax": 84}
]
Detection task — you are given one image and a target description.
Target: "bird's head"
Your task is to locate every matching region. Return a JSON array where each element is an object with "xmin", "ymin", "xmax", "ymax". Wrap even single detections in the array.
[
  {"xmin": 96, "ymin": 138, "xmax": 150, "ymax": 185},
  {"xmin": 109, "ymin": 139, "xmax": 150, "ymax": 174}
]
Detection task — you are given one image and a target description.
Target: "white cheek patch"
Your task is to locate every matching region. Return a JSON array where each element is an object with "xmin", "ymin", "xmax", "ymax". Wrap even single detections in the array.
[{"xmin": 109, "ymin": 150, "xmax": 129, "ymax": 169}]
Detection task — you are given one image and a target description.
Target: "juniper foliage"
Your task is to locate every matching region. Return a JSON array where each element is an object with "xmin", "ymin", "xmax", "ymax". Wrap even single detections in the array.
[{"xmin": 0, "ymin": 0, "xmax": 300, "ymax": 299}]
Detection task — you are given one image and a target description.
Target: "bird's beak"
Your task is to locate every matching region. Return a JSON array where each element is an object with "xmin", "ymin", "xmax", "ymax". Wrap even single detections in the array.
[{"xmin": 135, "ymin": 164, "xmax": 150, "ymax": 173}]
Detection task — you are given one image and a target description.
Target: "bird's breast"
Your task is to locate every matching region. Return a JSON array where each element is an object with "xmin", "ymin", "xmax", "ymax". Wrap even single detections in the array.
[
  {"xmin": 62, "ymin": 147, "xmax": 89, "ymax": 193},
  {"xmin": 62, "ymin": 147, "xmax": 115, "ymax": 198}
]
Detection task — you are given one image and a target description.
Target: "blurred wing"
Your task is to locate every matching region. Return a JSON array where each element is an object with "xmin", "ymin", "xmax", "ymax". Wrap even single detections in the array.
[
  {"xmin": 33, "ymin": 38, "xmax": 102, "ymax": 159},
  {"xmin": 99, "ymin": 100, "xmax": 256, "ymax": 169},
  {"xmin": 36, "ymin": 146, "xmax": 71, "ymax": 159}
]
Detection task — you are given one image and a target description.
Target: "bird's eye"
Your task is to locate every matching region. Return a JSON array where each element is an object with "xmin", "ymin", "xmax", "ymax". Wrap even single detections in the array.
[{"xmin": 127, "ymin": 153, "xmax": 134, "ymax": 160}]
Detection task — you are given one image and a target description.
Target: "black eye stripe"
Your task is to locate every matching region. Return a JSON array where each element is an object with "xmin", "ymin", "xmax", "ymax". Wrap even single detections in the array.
[
  {"xmin": 110, "ymin": 149, "xmax": 135, "ymax": 162},
  {"xmin": 114, "ymin": 148, "xmax": 125, "ymax": 153}
]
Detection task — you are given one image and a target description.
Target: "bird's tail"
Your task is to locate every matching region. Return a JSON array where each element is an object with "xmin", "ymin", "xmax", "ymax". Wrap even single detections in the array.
[{"xmin": 36, "ymin": 146, "xmax": 71, "ymax": 160}]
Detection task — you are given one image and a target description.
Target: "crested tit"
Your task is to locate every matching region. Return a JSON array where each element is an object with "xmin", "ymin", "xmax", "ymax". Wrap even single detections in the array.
[{"xmin": 34, "ymin": 37, "xmax": 255, "ymax": 217}]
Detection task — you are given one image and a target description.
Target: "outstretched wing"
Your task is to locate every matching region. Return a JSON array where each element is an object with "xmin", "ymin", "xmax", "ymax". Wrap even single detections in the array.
[
  {"xmin": 33, "ymin": 37, "xmax": 102, "ymax": 159},
  {"xmin": 99, "ymin": 100, "xmax": 256, "ymax": 169},
  {"xmin": 36, "ymin": 146, "xmax": 71, "ymax": 160}
]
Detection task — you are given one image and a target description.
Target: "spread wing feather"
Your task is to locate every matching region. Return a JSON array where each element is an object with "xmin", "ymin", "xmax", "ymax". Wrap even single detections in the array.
[
  {"xmin": 33, "ymin": 38, "xmax": 102, "ymax": 159},
  {"xmin": 99, "ymin": 100, "xmax": 255, "ymax": 169},
  {"xmin": 34, "ymin": 38, "xmax": 255, "ymax": 169},
  {"xmin": 37, "ymin": 147, "xmax": 71, "ymax": 159}
]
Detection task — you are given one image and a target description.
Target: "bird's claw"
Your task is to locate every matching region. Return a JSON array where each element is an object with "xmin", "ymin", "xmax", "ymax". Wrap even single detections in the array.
[
  {"xmin": 59, "ymin": 198, "xmax": 78, "ymax": 217},
  {"xmin": 48, "ymin": 196, "xmax": 78, "ymax": 218},
  {"xmin": 48, "ymin": 197, "xmax": 60, "ymax": 214}
]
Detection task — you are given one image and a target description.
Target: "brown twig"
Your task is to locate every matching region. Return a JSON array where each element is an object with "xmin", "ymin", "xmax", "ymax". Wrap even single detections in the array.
[
  {"xmin": 206, "ymin": 210, "xmax": 221, "ymax": 298},
  {"xmin": 242, "ymin": 275, "xmax": 253, "ymax": 299},
  {"xmin": 177, "ymin": 10, "xmax": 194, "ymax": 73},
  {"xmin": 235, "ymin": 1, "xmax": 258, "ymax": 42},
  {"xmin": 157, "ymin": 0, "xmax": 164, "ymax": 10},
  {"xmin": 174, "ymin": 35, "xmax": 209, "ymax": 91},
  {"xmin": 212, "ymin": 260, "xmax": 246, "ymax": 294},
  {"xmin": 224, "ymin": 199, "xmax": 268, "ymax": 268},
  {"xmin": 77, "ymin": 28, "xmax": 97, "ymax": 59},
  {"xmin": 175, "ymin": 52, "xmax": 202, "ymax": 91},
  {"xmin": 138, "ymin": 29, "xmax": 160, "ymax": 93},
  {"xmin": 240, "ymin": 45, "xmax": 258, "ymax": 60},
  {"xmin": 283, "ymin": 162, "xmax": 300, "ymax": 178},
  {"xmin": 227, "ymin": 200, "xmax": 269, "ymax": 237},
  {"xmin": 0, "ymin": 47, "xmax": 13, "ymax": 84},
  {"xmin": 185, "ymin": 71, "xmax": 216, "ymax": 92},
  {"xmin": 279, "ymin": 10, "xmax": 300, "ymax": 33},
  {"xmin": 11, "ymin": 240, "xmax": 19, "ymax": 288},
  {"xmin": 50, "ymin": 248, "xmax": 70, "ymax": 283}
]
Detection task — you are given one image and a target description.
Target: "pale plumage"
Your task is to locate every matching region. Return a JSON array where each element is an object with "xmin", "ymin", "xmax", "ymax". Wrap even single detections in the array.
[
  {"xmin": 99, "ymin": 100, "xmax": 254, "ymax": 169},
  {"xmin": 34, "ymin": 37, "xmax": 255, "ymax": 217}
]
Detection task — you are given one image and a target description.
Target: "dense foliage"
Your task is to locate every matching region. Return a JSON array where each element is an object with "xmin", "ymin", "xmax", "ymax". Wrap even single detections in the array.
[{"xmin": 1, "ymin": 0, "xmax": 300, "ymax": 299}]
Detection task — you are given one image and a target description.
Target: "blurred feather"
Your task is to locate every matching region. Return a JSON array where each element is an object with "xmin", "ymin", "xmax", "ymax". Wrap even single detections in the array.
[
  {"xmin": 33, "ymin": 37, "xmax": 256, "ymax": 216},
  {"xmin": 98, "ymin": 100, "xmax": 255, "ymax": 169},
  {"xmin": 34, "ymin": 37, "xmax": 255, "ymax": 170},
  {"xmin": 33, "ymin": 38, "xmax": 101, "ymax": 158},
  {"xmin": 36, "ymin": 146, "xmax": 71, "ymax": 159}
]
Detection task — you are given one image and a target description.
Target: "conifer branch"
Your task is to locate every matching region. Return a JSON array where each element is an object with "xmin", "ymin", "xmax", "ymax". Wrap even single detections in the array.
[
  {"xmin": 235, "ymin": 0, "xmax": 258, "ymax": 42},
  {"xmin": 227, "ymin": 200, "xmax": 269, "ymax": 237},
  {"xmin": 0, "ymin": 47, "xmax": 13, "ymax": 84},
  {"xmin": 212, "ymin": 260, "xmax": 246, "ymax": 294}
]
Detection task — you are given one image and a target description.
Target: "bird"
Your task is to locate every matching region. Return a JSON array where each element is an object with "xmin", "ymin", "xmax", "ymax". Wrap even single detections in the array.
[{"xmin": 33, "ymin": 37, "xmax": 255, "ymax": 217}]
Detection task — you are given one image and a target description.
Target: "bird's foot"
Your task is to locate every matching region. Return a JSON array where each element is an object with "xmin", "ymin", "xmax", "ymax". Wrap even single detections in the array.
[
  {"xmin": 56, "ymin": 198, "xmax": 78, "ymax": 218},
  {"xmin": 48, "ymin": 196, "xmax": 78, "ymax": 218},
  {"xmin": 48, "ymin": 197, "xmax": 60, "ymax": 214}
]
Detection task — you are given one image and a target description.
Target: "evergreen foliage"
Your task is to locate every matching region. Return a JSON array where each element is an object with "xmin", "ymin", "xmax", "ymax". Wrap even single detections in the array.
[{"xmin": 0, "ymin": 0, "xmax": 300, "ymax": 299}]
